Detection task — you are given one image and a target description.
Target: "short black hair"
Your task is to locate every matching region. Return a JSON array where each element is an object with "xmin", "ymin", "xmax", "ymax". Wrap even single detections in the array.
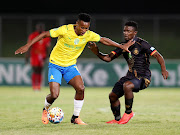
[
  {"xmin": 125, "ymin": 21, "xmax": 138, "ymax": 31},
  {"xmin": 78, "ymin": 13, "xmax": 91, "ymax": 22}
]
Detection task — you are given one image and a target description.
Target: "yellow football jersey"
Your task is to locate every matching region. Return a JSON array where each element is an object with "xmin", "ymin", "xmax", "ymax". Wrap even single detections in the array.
[{"xmin": 49, "ymin": 24, "xmax": 101, "ymax": 67}]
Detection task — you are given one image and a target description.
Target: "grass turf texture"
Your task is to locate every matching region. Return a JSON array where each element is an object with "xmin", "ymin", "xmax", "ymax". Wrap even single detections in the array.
[{"xmin": 0, "ymin": 87, "xmax": 180, "ymax": 135}]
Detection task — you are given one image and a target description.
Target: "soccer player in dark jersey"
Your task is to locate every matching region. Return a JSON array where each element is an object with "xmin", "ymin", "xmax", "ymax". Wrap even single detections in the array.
[{"xmin": 88, "ymin": 21, "xmax": 169, "ymax": 124}]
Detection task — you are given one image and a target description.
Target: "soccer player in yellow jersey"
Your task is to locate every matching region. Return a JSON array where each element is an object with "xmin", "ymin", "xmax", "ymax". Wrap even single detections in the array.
[{"xmin": 15, "ymin": 13, "xmax": 135, "ymax": 125}]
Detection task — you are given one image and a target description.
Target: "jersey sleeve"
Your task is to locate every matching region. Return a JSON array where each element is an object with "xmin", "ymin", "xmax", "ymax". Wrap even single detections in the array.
[
  {"xmin": 89, "ymin": 31, "xmax": 101, "ymax": 42},
  {"xmin": 49, "ymin": 25, "xmax": 66, "ymax": 38},
  {"xmin": 142, "ymin": 41, "xmax": 157, "ymax": 56},
  {"xmin": 111, "ymin": 47, "xmax": 123, "ymax": 57}
]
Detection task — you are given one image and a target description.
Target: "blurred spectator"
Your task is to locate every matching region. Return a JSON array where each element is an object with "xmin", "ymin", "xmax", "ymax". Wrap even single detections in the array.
[{"xmin": 25, "ymin": 23, "xmax": 51, "ymax": 91}]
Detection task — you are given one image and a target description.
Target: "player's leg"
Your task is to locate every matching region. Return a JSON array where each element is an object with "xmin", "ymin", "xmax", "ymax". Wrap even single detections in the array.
[
  {"xmin": 42, "ymin": 82, "xmax": 60, "ymax": 124},
  {"xmin": 45, "ymin": 82, "xmax": 60, "ymax": 108},
  {"xmin": 106, "ymin": 79, "xmax": 126, "ymax": 124},
  {"xmin": 36, "ymin": 66, "xmax": 43, "ymax": 90},
  {"xmin": 118, "ymin": 79, "xmax": 138, "ymax": 124},
  {"xmin": 123, "ymin": 81, "xmax": 135, "ymax": 114},
  {"xmin": 36, "ymin": 56, "xmax": 46, "ymax": 90},
  {"xmin": 63, "ymin": 65, "xmax": 87, "ymax": 125},
  {"xmin": 44, "ymin": 64, "xmax": 62, "ymax": 109},
  {"xmin": 106, "ymin": 92, "xmax": 121, "ymax": 124},
  {"xmin": 68, "ymin": 75, "xmax": 87, "ymax": 125},
  {"xmin": 31, "ymin": 66, "xmax": 37, "ymax": 90},
  {"xmin": 31, "ymin": 56, "xmax": 38, "ymax": 90},
  {"xmin": 69, "ymin": 75, "xmax": 85, "ymax": 100},
  {"xmin": 32, "ymin": 66, "xmax": 43, "ymax": 90},
  {"xmin": 123, "ymin": 77, "xmax": 149, "ymax": 114},
  {"xmin": 42, "ymin": 63, "xmax": 62, "ymax": 124}
]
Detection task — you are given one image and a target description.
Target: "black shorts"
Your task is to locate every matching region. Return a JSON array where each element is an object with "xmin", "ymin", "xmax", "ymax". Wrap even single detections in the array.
[{"xmin": 112, "ymin": 72, "xmax": 151, "ymax": 98}]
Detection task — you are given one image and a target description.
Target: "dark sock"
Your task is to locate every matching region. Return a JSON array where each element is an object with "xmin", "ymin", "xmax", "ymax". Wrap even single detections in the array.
[
  {"xmin": 111, "ymin": 105, "xmax": 121, "ymax": 121},
  {"xmin": 125, "ymin": 98, "xmax": 133, "ymax": 114}
]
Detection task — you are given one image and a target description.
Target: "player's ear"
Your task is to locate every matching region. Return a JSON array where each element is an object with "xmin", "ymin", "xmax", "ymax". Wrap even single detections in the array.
[
  {"xmin": 134, "ymin": 31, "xmax": 138, "ymax": 35},
  {"xmin": 76, "ymin": 20, "xmax": 80, "ymax": 25}
]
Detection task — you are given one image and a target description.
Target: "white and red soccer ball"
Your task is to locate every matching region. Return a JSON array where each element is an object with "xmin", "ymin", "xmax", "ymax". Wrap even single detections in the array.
[{"xmin": 47, "ymin": 107, "xmax": 64, "ymax": 124}]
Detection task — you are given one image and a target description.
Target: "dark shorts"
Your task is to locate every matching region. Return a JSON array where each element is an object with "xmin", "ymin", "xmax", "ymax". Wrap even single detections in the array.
[{"xmin": 112, "ymin": 72, "xmax": 151, "ymax": 98}]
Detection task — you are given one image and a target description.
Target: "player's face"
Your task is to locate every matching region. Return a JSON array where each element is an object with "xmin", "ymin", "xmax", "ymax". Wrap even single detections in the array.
[
  {"xmin": 123, "ymin": 26, "xmax": 137, "ymax": 41},
  {"xmin": 75, "ymin": 20, "xmax": 90, "ymax": 36}
]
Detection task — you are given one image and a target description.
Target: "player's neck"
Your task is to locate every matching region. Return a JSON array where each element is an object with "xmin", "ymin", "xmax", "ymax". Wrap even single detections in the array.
[{"xmin": 74, "ymin": 26, "xmax": 81, "ymax": 36}]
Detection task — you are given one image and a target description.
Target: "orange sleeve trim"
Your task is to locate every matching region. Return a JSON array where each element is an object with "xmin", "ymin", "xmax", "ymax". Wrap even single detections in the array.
[
  {"xmin": 111, "ymin": 51, "xmax": 117, "ymax": 56},
  {"xmin": 150, "ymin": 50, "xmax": 157, "ymax": 56}
]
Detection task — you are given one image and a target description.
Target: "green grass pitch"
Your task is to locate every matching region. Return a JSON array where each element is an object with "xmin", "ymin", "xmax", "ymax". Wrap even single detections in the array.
[{"xmin": 0, "ymin": 86, "xmax": 180, "ymax": 135}]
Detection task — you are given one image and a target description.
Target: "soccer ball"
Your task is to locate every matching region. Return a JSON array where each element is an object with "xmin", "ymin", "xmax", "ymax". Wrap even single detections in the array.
[{"xmin": 47, "ymin": 107, "xmax": 64, "ymax": 124}]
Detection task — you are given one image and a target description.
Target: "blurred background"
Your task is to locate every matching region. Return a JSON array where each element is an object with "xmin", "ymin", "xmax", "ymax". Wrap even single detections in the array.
[{"xmin": 0, "ymin": 1, "xmax": 180, "ymax": 87}]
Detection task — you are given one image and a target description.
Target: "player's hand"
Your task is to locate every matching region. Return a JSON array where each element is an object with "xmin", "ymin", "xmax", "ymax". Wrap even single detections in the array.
[
  {"xmin": 88, "ymin": 42, "xmax": 99, "ymax": 55},
  {"xmin": 15, "ymin": 44, "xmax": 30, "ymax": 55},
  {"xmin": 161, "ymin": 70, "xmax": 169, "ymax": 80},
  {"xmin": 121, "ymin": 39, "xmax": 135, "ymax": 53}
]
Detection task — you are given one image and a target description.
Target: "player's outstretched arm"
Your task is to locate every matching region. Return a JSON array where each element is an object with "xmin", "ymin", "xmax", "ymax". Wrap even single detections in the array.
[
  {"xmin": 88, "ymin": 42, "xmax": 115, "ymax": 62},
  {"xmin": 152, "ymin": 52, "xmax": 169, "ymax": 79},
  {"xmin": 99, "ymin": 37, "xmax": 135, "ymax": 53},
  {"xmin": 15, "ymin": 31, "xmax": 50, "ymax": 55}
]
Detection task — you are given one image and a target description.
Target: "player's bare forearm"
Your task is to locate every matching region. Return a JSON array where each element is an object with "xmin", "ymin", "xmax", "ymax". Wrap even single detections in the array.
[
  {"xmin": 99, "ymin": 37, "xmax": 135, "ymax": 53},
  {"xmin": 29, "ymin": 31, "xmax": 50, "ymax": 46},
  {"xmin": 15, "ymin": 31, "xmax": 50, "ymax": 55},
  {"xmin": 100, "ymin": 37, "xmax": 121, "ymax": 48},
  {"xmin": 153, "ymin": 52, "xmax": 169, "ymax": 79},
  {"xmin": 96, "ymin": 52, "xmax": 112, "ymax": 62},
  {"xmin": 88, "ymin": 42, "xmax": 113, "ymax": 62},
  {"xmin": 153, "ymin": 52, "xmax": 166, "ymax": 71}
]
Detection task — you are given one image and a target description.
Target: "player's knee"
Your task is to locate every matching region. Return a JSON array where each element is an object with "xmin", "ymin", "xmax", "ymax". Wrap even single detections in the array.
[
  {"xmin": 123, "ymin": 81, "xmax": 134, "ymax": 92},
  {"xmin": 109, "ymin": 92, "xmax": 118, "ymax": 103},
  {"xmin": 49, "ymin": 82, "xmax": 60, "ymax": 100},
  {"xmin": 51, "ymin": 92, "xmax": 59, "ymax": 99},
  {"xmin": 50, "ymin": 88, "xmax": 59, "ymax": 99},
  {"xmin": 109, "ymin": 94, "xmax": 114, "ymax": 103},
  {"xmin": 76, "ymin": 85, "xmax": 85, "ymax": 94}
]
